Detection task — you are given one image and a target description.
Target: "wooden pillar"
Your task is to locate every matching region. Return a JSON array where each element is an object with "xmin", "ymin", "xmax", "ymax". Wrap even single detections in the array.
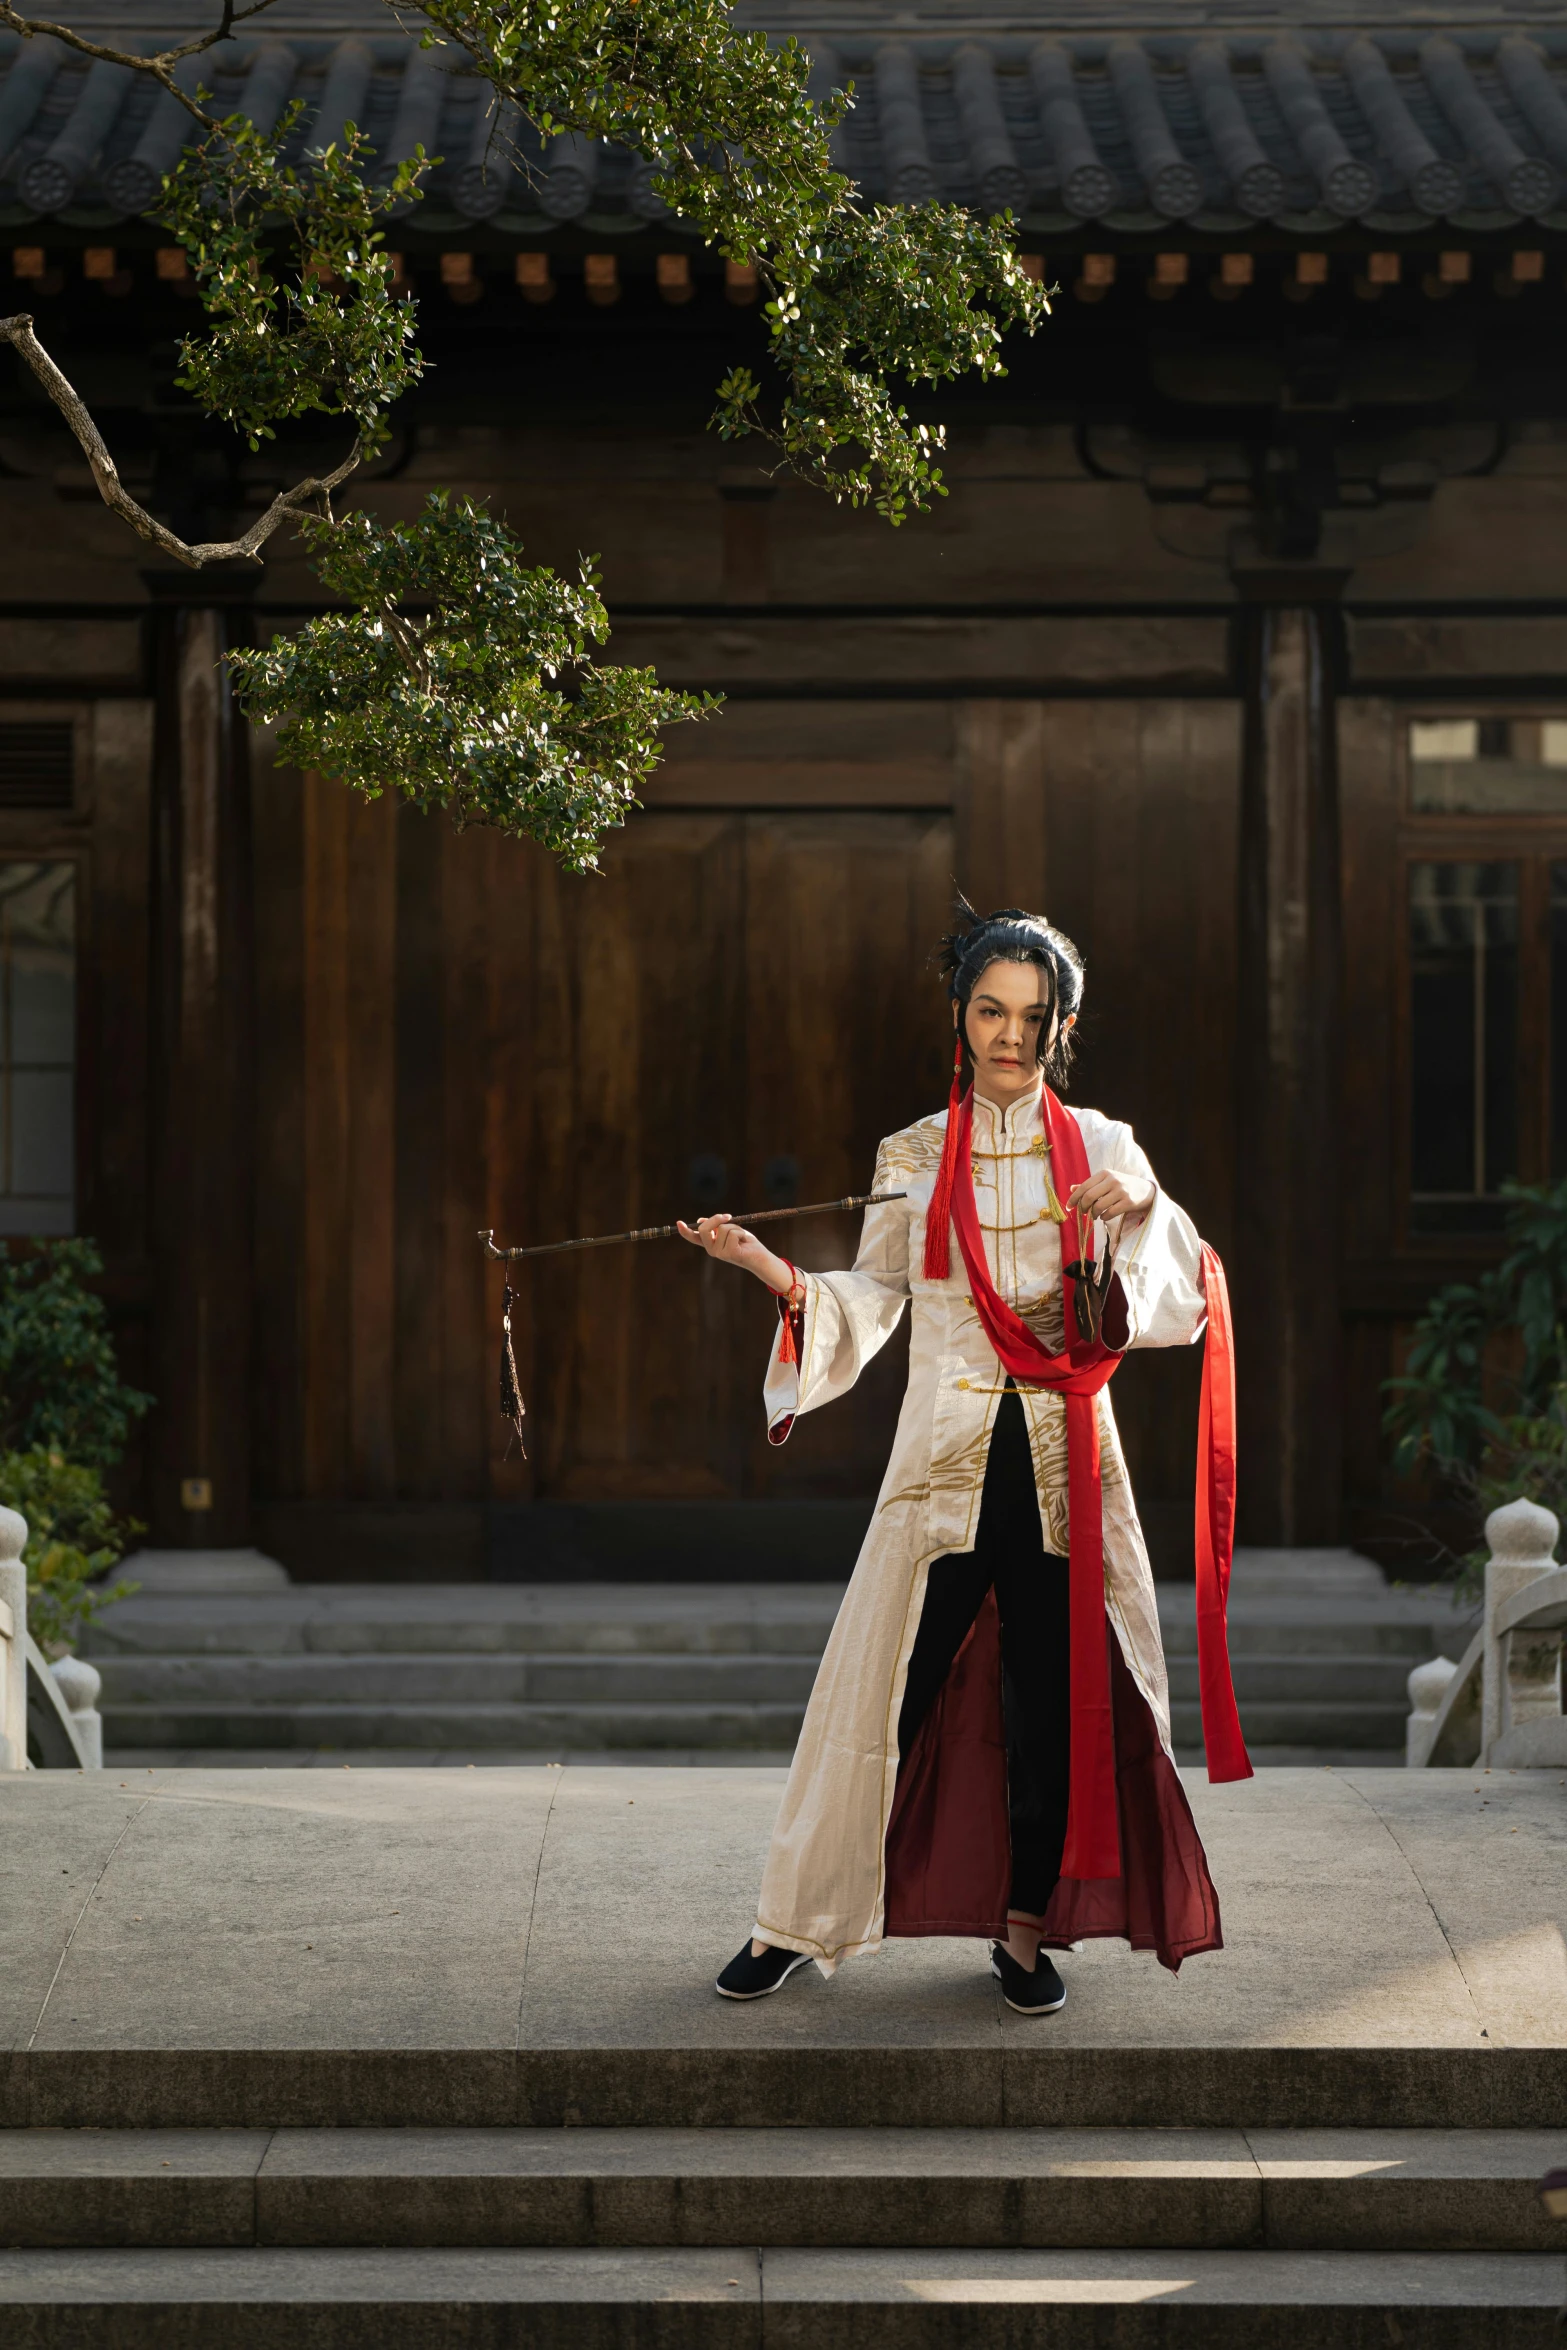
[
  {"xmin": 145, "ymin": 571, "xmax": 257, "ymax": 1546},
  {"xmin": 1234, "ymin": 604, "xmax": 1343, "ymax": 1545}
]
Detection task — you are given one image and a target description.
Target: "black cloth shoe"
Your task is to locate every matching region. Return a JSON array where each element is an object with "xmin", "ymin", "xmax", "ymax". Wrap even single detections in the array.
[
  {"xmin": 991, "ymin": 1942, "xmax": 1067, "ymax": 2015},
  {"xmin": 715, "ymin": 1940, "xmax": 813, "ymax": 2000}
]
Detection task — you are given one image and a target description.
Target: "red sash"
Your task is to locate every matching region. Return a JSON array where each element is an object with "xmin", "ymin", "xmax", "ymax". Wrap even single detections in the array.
[{"xmin": 924, "ymin": 1081, "xmax": 1251, "ymax": 1882}]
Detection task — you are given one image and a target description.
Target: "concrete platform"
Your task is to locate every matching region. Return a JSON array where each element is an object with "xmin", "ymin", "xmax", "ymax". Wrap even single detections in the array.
[{"xmin": 2, "ymin": 1765, "xmax": 1564, "ymax": 2130}]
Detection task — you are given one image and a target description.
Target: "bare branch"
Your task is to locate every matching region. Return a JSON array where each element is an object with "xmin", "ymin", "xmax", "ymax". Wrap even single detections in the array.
[
  {"xmin": 0, "ymin": 2, "xmax": 284, "ymax": 127},
  {"xmin": 0, "ymin": 313, "xmax": 360, "ymax": 567}
]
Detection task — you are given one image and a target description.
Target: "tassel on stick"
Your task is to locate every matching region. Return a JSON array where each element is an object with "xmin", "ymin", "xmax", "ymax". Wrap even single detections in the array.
[
  {"xmin": 481, "ymin": 1194, "xmax": 904, "ymax": 1451},
  {"xmin": 499, "ymin": 1281, "xmax": 527, "ymax": 1457}
]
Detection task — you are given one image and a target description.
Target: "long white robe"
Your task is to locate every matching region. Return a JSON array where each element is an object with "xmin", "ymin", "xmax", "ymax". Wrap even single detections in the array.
[{"xmin": 755, "ymin": 1074, "xmax": 1210, "ymax": 1972}]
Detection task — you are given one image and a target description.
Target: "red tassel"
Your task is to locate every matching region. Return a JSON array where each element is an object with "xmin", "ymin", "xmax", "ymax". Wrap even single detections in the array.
[
  {"xmin": 776, "ymin": 1259, "xmax": 800, "ymax": 1367},
  {"xmin": 922, "ymin": 1035, "xmax": 966, "ymax": 1282}
]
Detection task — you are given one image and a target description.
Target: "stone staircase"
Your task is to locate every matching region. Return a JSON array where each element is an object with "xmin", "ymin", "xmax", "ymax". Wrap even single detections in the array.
[
  {"xmin": 1, "ymin": 2107, "xmax": 1559, "ymax": 2341},
  {"xmin": 84, "ymin": 1551, "xmax": 1478, "ymax": 1767}
]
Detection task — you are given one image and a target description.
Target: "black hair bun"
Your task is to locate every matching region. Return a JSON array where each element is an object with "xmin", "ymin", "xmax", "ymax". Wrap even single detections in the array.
[{"xmin": 936, "ymin": 897, "xmax": 1085, "ymax": 1014}]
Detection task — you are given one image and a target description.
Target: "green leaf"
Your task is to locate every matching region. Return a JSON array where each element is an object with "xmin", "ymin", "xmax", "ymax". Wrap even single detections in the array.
[
  {"xmin": 2, "ymin": 1446, "xmax": 140, "ymax": 1656},
  {"xmin": 414, "ymin": 2, "xmax": 1051, "ymax": 516},
  {"xmin": 229, "ymin": 494, "xmax": 717, "ymax": 869},
  {"xmin": 154, "ymin": 109, "xmax": 427, "ymax": 450},
  {"xmin": 0, "ymin": 1241, "xmax": 151, "ymax": 1467}
]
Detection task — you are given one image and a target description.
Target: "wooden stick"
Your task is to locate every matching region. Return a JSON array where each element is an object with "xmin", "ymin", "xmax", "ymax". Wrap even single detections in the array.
[{"xmin": 478, "ymin": 1192, "xmax": 907, "ymax": 1262}]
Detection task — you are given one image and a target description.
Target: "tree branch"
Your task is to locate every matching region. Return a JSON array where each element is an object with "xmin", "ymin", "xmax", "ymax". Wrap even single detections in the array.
[
  {"xmin": 376, "ymin": 596, "xmax": 432, "ymax": 690},
  {"xmin": 0, "ymin": 1, "xmax": 284, "ymax": 127},
  {"xmin": 0, "ymin": 313, "xmax": 361, "ymax": 567}
]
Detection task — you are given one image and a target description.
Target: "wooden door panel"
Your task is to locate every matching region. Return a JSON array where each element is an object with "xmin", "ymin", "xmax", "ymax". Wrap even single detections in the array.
[
  {"xmin": 519, "ymin": 808, "xmax": 954, "ymax": 1503},
  {"xmin": 742, "ymin": 810, "xmax": 954, "ymax": 1497},
  {"xmin": 525, "ymin": 813, "xmax": 750, "ymax": 1500},
  {"xmin": 1003, "ymin": 700, "xmax": 1243, "ymax": 1570}
]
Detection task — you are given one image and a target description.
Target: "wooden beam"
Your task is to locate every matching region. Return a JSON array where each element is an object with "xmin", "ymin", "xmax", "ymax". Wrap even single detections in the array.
[
  {"xmin": 144, "ymin": 571, "xmax": 257, "ymax": 1546},
  {"xmin": 1234, "ymin": 604, "xmax": 1344, "ymax": 1544}
]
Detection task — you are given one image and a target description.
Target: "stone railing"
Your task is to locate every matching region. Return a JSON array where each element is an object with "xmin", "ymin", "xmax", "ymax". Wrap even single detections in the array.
[
  {"xmin": 0, "ymin": 1502, "xmax": 104, "ymax": 1771},
  {"xmin": 0, "ymin": 1503, "xmax": 24, "ymax": 1769},
  {"xmin": 1407, "ymin": 1498, "xmax": 1566, "ymax": 1768}
]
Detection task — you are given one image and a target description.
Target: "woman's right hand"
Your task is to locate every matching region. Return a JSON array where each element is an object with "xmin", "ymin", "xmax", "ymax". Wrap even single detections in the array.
[{"xmin": 677, "ymin": 1214, "xmax": 798, "ymax": 1299}]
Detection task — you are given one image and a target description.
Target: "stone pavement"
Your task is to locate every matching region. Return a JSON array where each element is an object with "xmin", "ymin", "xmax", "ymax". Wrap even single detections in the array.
[
  {"xmin": 2, "ymin": 1765, "xmax": 1564, "ymax": 2343},
  {"xmin": 3, "ymin": 1763, "xmax": 1563, "ymax": 2117}
]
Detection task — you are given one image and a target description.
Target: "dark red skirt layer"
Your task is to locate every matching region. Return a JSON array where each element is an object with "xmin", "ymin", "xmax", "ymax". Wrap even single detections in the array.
[{"xmin": 883, "ymin": 1585, "xmax": 1222, "ymax": 1973}]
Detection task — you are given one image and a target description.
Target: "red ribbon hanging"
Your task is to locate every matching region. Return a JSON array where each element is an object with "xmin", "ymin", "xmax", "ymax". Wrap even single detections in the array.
[
  {"xmin": 923, "ymin": 1076, "xmax": 1251, "ymax": 1883},
  {"xmin": 1194, "ymin": 1240, "xmax": 1250, "ymax": 1784}
]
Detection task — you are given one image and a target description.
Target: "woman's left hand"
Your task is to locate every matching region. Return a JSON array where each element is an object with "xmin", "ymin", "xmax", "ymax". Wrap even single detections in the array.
[{"xmin": 1065, "ymin": 1170, "xmax": 1155, "ymax": 1224}]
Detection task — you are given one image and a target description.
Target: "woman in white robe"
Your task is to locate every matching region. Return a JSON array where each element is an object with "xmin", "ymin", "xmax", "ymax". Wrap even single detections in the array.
[{"xmin": 681, "ymin": 903, "xmax": 1230, "ymax": 2011}]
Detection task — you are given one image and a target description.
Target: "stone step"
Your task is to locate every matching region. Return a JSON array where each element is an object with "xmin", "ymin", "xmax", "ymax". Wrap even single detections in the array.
[
  {"xmin": 11, "ymin": 2043, "xmax": 1560, "ymax": 2136},
  {"xmin": 0, "ymin": 2244, "xmax": 1557, "ymax": 2346},
  {"xmin": 90, "ymin": 1656, "xmax": 814, "ymax": 1707},
  {"xmin": 84, "ymin": 1589, "xmax": 850, "ymax": 1661},
  {"xmin": 96, "ymin": 1702, "xmax": 813, "ymax": 1752},
  {"xmin": 84, "ymin": 1581, "xmax": 1471, "ymax": 1663},
  {"xmin": 81, "ymin": 1574, "xmax": 1473, "ymax": 1757},
  {"xmin": 100, "ymin": 1744, "xmax": 1406, "ymax": 1771},
  {"xmin": 90, "ymin": 1650, "xmax": 1425, "ymax": 1708},
  {"xmin": 0, "ymin": 2129, "xmax": 1560, "ymax": 2254},
  {"xmin": 94, "ymin": 1654, "xmax": 826, "ymax": 1706},
  {"xmin": 95, "ymin": 1696, "xmax": 1412, "ymax": 1754}
]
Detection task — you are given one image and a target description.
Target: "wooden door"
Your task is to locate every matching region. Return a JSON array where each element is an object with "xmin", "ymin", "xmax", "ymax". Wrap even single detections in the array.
[
  {"xmin": 254, "ymin": 715, "xmax": 1248, "ymax": 1573},
  {"xmin": 522, "ymin": 809, "xmax": 954, "ymax": 1503}
]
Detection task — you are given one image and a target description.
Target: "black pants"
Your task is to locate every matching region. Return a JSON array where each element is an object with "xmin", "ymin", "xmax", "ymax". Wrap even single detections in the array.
[{"xmin": 895, "ymin": 1386, "xmax": 1072, "ymax": 1917}]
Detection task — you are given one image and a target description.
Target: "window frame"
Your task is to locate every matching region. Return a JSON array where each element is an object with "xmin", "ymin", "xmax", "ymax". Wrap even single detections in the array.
[
  {"xmin": 0, "ymin": 855, "xmax": 81, "ymax": 1237},
  {"xmin": 1396, "ymin": 702, "xmax": 1567, "ymax": 1255}
]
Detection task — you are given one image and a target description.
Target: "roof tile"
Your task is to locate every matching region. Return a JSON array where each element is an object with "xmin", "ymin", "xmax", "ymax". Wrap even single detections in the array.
[{"xmin": 1, "ymin": 24, "xmax": 1565, "ymax": 234}]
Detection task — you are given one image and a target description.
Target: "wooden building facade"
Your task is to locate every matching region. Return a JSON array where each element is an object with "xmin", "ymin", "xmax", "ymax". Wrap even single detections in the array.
[{"xmin": 2, "ymin": 4, "xmax": 1567, "ymax": 1577}]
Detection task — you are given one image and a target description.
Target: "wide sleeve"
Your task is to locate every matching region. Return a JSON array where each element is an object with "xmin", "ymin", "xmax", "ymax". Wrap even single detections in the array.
[
  {"xmin": 1087, "ymin": 1118, "xmax": 1209, "ymax": 1354},
  {"xmin": 763, "ymin": 1139, "xmax": 911, "ymax": 1444}
]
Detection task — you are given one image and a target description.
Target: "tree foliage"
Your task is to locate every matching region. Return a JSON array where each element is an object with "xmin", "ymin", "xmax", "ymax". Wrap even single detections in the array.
[
  {"xmin": 419, "ymin": 0, "xmax": 1048, "ymax": 522},
  {"xmin": 232, "ymin": 496, "xmax": 716, "ymax": 871},
  {"xmin": 155, "ymin": 111, "xmax": 426, "ymax": 451},
  {"xmin": 4, "ymin": 1447, "xmax": 138, "ymax": 1656},
  {"xmin": 1384, "ymin": 1180, "xmax": 1567, "ymax": 1584},
  {"xmin": 0, "ymin": 1240, "xmax": 148, "ymax": 1650},
  {"xmin": 0, "ymin": 1240, "xmax": 152, "ymax": 1466},
  {"xmin": 0, "ymin": 1, "xmax": 1050, "ymax": 862}
]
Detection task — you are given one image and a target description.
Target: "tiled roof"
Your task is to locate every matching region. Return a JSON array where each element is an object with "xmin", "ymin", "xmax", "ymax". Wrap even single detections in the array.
[{"xmin": 3, "ymin": 25, "xmax": 1567, "ymax": 237}]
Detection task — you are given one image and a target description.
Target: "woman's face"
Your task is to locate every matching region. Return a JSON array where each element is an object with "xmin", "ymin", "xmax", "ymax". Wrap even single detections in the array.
[{"xmin": 957, "ymin": 957, "xmax": 1073, "ymax": 1105}]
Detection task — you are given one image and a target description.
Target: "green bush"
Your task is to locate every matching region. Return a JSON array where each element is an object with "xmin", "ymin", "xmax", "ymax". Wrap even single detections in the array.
[
  {"xmin": 0, "ymin": 1240, "xmax": 150, "ymax": 1650},
  {"xmin": 1384, "ymin": 1179, "xmax": 1567, "ymax": 1592},
  {"xmin": 0, "ymin": 1239, "xmax": 152, "ymax": 1464},
  {"xmin": 3, "ymin": 1448, "xmax": 139, "ymax": 1656}
]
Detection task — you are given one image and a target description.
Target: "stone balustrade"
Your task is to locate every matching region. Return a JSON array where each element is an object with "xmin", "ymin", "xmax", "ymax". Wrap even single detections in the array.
[
  {"xmin": 1407, "ymin": 1497, "xmax": 1567, "ymax": 1768},
  {"xmin": 0, "ymin": 1502, "xmax": 26, "ymax": 1769},
  {"xmin": 0, "ymin": 1500, "xmax": 105, "ymax": 1770}
]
